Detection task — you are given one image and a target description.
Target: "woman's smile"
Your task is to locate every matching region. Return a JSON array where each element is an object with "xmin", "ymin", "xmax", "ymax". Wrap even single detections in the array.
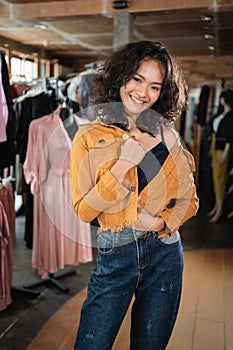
[{"xmin": 130, "ymin": 94, "xmax": 146, "ymax": 104}]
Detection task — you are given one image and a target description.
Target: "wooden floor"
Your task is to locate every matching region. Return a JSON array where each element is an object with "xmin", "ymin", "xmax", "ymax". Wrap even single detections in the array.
[{"xmin": 27, "ymin": 248, "xmax": 233, "ymax": 350}]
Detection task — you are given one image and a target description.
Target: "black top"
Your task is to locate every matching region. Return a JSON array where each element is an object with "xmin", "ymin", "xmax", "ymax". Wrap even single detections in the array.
[
  {"xmin": 137, "ymin": 141, "xmax": 169, "ymax": 193},
  {"xmin": 211, "ymin": 110, "xmax": 233, "ymax": 150},
  {"xmin": 0, "ymin": 52, "xmax": 15, "ymax": 169},
  {"xmin": 15, "ymin": 91, "xmax": 57, "ymax": 162}
]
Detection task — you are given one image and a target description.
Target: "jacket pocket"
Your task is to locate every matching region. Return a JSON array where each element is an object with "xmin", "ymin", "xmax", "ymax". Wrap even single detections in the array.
[{"xmin": 88, "ymin": 134, "xmax": 120, "ymax": 168}]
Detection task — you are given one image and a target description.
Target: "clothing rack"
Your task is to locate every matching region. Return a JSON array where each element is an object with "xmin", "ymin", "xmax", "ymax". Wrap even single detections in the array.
[
  {"xmin": 11, "ymin": 286, "xmax": 40, "ymax": 298},
  {"xmin": 12, "ymin": 76, "xmax": 60, "ymax": 97},
  {"xmin": 23, "ymin": 269, "xmax": 76, "ymax": 293},
  {"xmin": 12, "ymin": 91, "xmax": 92, "ymax": 294},
  {"xmin": 0, "ymin": 177, "xmax": 76, "ymax": 296}
]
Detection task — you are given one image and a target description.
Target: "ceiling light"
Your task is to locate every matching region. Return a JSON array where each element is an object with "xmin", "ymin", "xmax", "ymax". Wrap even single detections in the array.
[
  {"xmin": 204, "ymin": 33, "xmax": 214, "ymax": 40},
  {"xmin": 207, "ymin": 45, "xmax": 215, "ymax": 51},
  {"xmin": 200, "ymin": 15, "xmax": 213, "ymax": 22},
  {"xmin": 33, "ymin": 23, "xmax": 48, "ymax": 30},
  {"xmin": 112, "ymin": 1, "xmax": 128, "ymax": 9}
]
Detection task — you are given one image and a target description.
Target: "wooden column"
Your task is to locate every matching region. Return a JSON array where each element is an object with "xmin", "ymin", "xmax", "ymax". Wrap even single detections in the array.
[{"xmin": 113, "ymin": 12, "xmax": 133, "ymax": 50}]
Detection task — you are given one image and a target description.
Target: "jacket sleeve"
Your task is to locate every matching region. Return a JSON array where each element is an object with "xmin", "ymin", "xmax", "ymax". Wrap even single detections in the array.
[
  {"xmin": 70, "ymin": 131, "xmax": 132, "ymax": 223},
  {"xmin": 159, "ymin": 147, "xmax": 199, "ymax": 236}
]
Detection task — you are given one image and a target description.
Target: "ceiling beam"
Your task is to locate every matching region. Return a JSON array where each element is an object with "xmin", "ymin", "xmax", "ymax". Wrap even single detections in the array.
[
  {"xmin": 0, "ymin": 35, "xmax": 41, "ymax": 55},
  {"xmin": 0, "ymin": 35, "xmax": 73, "ymax": 63},
  {"xmin": 0, "ymin": 0, "xmax": 217, "ymax": 20},
  {"xmin": 0, "ymin": 3, "xmax": 10, "ymax": 18}
]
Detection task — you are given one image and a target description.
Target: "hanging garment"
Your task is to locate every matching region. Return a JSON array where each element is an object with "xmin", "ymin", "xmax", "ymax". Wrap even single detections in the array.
[
  {"xmin": 0, "ymin": 54, "xmax": 8, "ymax": 142},
  {"xmin": 196, "ymin": 85, "xmax": 210, "ymax": 126},
  {"xmin": 0, "ymin": 53, "xmax": 15, "ymax": 168},
  {"xmin": 14, "ymin": 91, "xmax": 58, "ymax": 248},
  {"xmin": 0, "ymin": 183, "xmax": 15, "ymax": 312},
  {"xmin": 24, "ymin": 108, "xmax": 92, "ymax": 278},
  {"xmin": 15, "ymin": 91, "xmax": 57, "ymax": 163}
]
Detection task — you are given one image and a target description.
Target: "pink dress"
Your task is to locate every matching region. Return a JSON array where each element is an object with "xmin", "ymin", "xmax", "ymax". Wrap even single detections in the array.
[
  {"xmin": 0, "ymin": 54, "xmax": 8, "ymax": 142},
  {"xmin": 24, "ymin": 108, "xmax": 92, "ymax": 278}
]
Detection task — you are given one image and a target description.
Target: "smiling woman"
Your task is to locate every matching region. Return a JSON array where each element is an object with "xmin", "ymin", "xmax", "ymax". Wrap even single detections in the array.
[
  {"xmin": 119, "ymin": 59, "xmax": 164, "ymax": 120},
  {"xmin": 70, "ymin": 40, "xmax": 199, "ymax": 350}
]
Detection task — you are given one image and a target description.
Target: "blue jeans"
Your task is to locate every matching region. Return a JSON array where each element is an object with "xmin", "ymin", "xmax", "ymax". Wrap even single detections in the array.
[{"xmin": 74, "ymin": 227, "xmax": 183, "ymax": 350}]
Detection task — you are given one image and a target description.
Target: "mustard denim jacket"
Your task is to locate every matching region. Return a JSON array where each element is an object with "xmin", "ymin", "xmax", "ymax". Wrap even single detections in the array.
[{"xmin": 70, "ymin": 120, "xmax": 199, "ymax": 238}]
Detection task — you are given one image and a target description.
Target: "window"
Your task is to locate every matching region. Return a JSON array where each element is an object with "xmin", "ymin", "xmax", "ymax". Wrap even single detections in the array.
[
  {"xmin": 10, "ymin": 53, "xmax": 38, "ymax": 82},
  {"xmin": 25, "ymin": 59, "xmax": 37, "ymax": 80},
  {"xmin": 11, "ymin": 57, "xmax": 22, "ymax": 81}
]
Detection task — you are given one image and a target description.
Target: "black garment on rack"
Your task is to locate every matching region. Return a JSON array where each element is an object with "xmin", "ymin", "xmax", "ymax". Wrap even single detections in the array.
[
  {"xmin": 15, "ymin": 91, "xmax": 57, "ymax": 163},
  {"xmin": 0, "ymin": 52, "xmax": 16, "ymax": 169},
  {"xmin": 196, "ymin": 85, "xmax": 210, "ymax": 126},
  {"xmin": 15, "ymin": 91, "xmax": 57, "ymax": 249}
]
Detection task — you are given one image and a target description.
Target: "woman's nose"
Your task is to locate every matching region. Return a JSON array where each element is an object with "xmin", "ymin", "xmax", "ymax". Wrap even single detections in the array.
[{"xmin": 136, "ymin": 84, "xmax": 147, "ymax": 97}]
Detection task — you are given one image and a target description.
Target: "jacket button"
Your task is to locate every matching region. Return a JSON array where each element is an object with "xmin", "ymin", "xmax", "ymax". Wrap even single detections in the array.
[
  {"xmin": 130, "ymin": 186, "xmax": 135, "ymax": 192},
  {"xmin": 99, "ymin": 139, "xmax": 105, "ymax": 144},
  {"xmin": 122, "ymin": 133, "xmax": 129, "ymax": 140},
  {"xmin": 167, "ymin": 198, "xmax": 176, "ymax": 208}
]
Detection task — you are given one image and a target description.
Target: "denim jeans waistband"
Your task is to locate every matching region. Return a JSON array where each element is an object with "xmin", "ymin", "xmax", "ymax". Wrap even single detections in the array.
[
  {"xmin": 133, "ymin": 230, "xmax": 159, "ymax": 240},
  {"xmin": 97, "ymin": 226, "xmax": 159, "ymax": 249}
]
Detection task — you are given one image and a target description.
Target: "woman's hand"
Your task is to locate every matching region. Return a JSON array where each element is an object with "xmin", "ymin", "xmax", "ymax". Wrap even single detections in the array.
[
  {"xmin": 219, "ymin": 142, "xmax": 231, "ymax": 164},
  {"xmin": 133, "ymin": 201, "xmax": 165, "ymax": 232},
  {"xmin": 119, "ymin": 137, "xmax": 146, "ymax": 165},
  {"xmin": 128, "ymin": 125, "xmax": 157, "ymax": 150},
  {"xmin": 219, "ymin": 153, "xmax": 228, "ymax": 164},
  {"xmin": 110, "ymin": 137, "xmax": 146, "ymax": 182}
]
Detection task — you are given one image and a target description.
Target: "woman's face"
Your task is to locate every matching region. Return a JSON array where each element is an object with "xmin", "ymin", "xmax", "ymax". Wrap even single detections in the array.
[{"xmin": 119, "ymin": 58, "xmax": 164, "ymax": 119}]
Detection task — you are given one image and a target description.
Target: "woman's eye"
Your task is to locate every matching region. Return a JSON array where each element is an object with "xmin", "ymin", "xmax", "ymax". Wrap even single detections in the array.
[
  {"xmin": 133, "ymin": 77, "xmax": 141, "ymax": 83},
  {"xmin": 151, "ymin": 86, "xmax": 160, "ymax": 91}
]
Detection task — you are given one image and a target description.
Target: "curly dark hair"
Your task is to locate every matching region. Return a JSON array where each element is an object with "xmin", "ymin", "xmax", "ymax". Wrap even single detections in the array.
[{"xmin": 91, "ymin": 41, "xmax": 188, "ymax": 134}]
